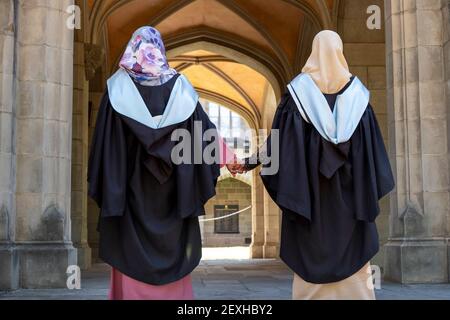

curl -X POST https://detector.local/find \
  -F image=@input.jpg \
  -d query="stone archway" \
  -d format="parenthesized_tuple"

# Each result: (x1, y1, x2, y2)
(79, 0, 450, 283)
(82, 0, 321, 263)
(9, 0, 450, 291)
(80, 0, 411, 276)
(77, 0, 395, 279)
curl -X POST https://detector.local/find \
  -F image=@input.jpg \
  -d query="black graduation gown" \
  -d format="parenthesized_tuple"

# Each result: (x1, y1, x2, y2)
(88, 74, 221, 286)
(250, 79, 395, 284)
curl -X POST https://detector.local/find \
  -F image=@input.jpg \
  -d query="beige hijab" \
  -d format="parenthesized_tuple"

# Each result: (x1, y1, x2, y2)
(302, 30, 352, 94)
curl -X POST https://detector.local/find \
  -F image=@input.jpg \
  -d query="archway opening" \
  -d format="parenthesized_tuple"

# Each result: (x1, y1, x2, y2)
(199, 100, 253, 260)
(166, 45, 280, 260)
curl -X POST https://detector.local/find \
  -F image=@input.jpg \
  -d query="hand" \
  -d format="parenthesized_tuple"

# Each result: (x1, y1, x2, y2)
(226, 157, 246, 176)
(227, 163, 246, 176)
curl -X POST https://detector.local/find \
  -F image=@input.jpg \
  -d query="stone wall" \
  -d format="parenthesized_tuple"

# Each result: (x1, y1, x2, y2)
(0, 0, 77, 290)
(0, 0, 18, 290)
(202, 178, 252, 247)
(14, 0, 76, 288)
(384, 0, 450, 283)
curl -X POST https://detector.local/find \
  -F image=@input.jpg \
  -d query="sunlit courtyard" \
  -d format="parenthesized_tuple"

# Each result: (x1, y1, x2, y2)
(202, 247, 251, 261)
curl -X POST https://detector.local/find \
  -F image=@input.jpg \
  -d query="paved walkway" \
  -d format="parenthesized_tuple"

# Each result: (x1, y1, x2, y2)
(1, 259, 450, 300)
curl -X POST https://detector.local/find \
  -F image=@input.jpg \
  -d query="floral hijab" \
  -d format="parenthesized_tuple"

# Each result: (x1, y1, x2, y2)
(119, 27, 177, 86)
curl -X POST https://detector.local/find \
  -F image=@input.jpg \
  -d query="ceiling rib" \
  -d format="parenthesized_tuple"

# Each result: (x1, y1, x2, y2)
(195, 88, 260, 130)
(202, 63, 261, 121)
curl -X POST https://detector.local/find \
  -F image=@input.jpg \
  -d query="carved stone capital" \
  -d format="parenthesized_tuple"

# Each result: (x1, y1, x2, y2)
(84, 43, 105, 80)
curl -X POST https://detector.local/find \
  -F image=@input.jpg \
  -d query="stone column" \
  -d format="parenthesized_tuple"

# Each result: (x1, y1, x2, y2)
(83, 38, 106, 262)
(0, 0, 18, 291)
(71, 39, 91, 270)
(87, 92, 101, 262)
(384, 0, 450, 283)
(444, 0, 450, 282)
(70, 0, 91, 270)
(250, 172, 264, 258)
(263, 190, 280, 258)
(14, 0, 76, 288)
(259, 81, 280, 258)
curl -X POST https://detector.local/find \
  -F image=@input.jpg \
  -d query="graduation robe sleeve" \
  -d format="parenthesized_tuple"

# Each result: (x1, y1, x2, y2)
(88, 93, 128, 218)
(173, 105, 222, 219)
(352, 105, 395, 222)
(259, 94, 312, 221)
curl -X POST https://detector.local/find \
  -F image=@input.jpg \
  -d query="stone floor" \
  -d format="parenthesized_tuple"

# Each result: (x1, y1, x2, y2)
(1, 258, 450, 300)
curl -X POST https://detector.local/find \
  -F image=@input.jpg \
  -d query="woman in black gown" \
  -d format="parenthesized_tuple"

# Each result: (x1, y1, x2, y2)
(88, 27, 235, 300)
(234, 30, 395, 300)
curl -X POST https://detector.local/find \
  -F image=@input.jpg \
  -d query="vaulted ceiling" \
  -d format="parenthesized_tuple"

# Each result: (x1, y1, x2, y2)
(87, 0, 338, 126)
(170, 49, 269, 125)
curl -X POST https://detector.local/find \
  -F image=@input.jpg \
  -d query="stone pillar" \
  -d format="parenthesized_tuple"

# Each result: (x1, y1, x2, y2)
(263, 190, 280, 258)
(250, 171, 264, 258)
(444, 0, 450, 281)
(0, 0, 18, 291)
(85, 42, 105, 262)
(14, 0, 76, 288)
(87, 89, 102, 262)
(70, 0, 91, 270)
(259, 82, 281, 258)
(384, 0, 450, 283)
(71, 39, 91, 270)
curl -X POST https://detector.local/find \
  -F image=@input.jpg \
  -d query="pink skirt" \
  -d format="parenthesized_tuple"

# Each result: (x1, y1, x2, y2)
(109, 268, 194, 300)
